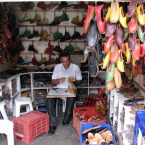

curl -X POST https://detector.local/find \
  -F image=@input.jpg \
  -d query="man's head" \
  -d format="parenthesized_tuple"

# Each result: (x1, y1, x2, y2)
(60, 52, 70, 69)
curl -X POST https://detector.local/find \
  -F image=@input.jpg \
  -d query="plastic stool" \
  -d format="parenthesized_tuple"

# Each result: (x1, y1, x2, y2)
(14, 97, 33, 117)
(0, 101, 8, 120)
(56, 98, 66, 117)
(0, 120, 14, 145)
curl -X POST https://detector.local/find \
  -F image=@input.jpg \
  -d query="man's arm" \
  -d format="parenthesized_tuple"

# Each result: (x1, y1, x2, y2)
(52, 78, 65, 85)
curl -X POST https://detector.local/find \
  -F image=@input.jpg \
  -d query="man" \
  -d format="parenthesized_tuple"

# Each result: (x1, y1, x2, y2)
(47, 52, 82, 134)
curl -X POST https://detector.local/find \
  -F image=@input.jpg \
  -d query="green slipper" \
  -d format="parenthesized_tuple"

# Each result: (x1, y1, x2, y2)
(57, 12, 69, 22)
(53, 31, 63, 41)
(20, 29, 32, 38)
(106, 63, 115, 82)
(19, 13, 32, 22)
(137, 25, 145, 43)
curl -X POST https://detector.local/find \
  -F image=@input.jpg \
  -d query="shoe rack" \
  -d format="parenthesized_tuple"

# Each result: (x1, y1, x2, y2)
(15, 2, 87, 68)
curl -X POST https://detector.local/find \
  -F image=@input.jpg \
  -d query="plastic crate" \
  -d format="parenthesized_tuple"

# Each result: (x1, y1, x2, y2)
(13, 111, 49, 144)
(73, 107, 107, 136)
(133, 110, 145, 145)
(80, 123, 117, 145)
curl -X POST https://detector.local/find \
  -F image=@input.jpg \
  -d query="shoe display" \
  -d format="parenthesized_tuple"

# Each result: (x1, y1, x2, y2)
(114, 67, 122, 89)
(117, 50, 125, 72)
(53, 31, 63, 41)
(125, 42, 131, 64)
(95, 5, 106, 34)
(105, 7, 111, 23)
(127, 0, 137, 17)
(106, 63, 115, 82)
(87, 19, 98, 48)
(101, 51, 110, 70)
(137, 25, 145, 43)
(115, 23, 124, 46)
(56, 12, 69, 22)
(136, 4, 145, 26)
(105, 22, 117, 37)
(28, 44, 38, 53)
(140, 41, 145, 57)
(109, 0, 120, 23)
(132, 39, 140, 60)
(60, 31, 71, 42)
(128, 13, 138, 33)
(128, 33, 136, 50)
(84, 5, 95, 34)
(28, 30, 40, 39)
(71, 31, 81, 40)
(30, 12, 41, 24)
(55, 1, 68, 10)
(119, 6, 127, 29)
(37, 2, 47, 11)
(19, 13, 32, 23)
(40, 29, 49, 40)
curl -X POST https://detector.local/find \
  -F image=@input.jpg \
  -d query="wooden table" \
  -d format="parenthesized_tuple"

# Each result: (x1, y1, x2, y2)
(46, 88, 76, 98)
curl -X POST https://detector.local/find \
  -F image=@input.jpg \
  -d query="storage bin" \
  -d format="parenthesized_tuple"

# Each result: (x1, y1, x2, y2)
(133, 110, 145, 145)
(73, 107, 107, 136)
(13, 111, 49, 144)
(80, 123, 117, 145)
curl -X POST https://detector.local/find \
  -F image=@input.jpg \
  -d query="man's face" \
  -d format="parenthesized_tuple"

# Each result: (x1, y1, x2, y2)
(61, 56, 70, 69)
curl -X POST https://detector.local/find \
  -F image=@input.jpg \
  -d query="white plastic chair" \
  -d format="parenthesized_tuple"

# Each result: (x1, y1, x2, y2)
(56, 98, 66, 117)
(0, 120, 14, 145)
(13, 97, 33, 117)
(0, 101, 8, 120)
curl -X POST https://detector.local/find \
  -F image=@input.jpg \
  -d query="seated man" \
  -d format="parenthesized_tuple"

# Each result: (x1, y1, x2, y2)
(47, 52, 82, 134)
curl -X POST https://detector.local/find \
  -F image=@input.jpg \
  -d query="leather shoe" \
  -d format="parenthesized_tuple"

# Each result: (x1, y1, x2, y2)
(62, 121, 69, 126)
(49, 126, 57, 134)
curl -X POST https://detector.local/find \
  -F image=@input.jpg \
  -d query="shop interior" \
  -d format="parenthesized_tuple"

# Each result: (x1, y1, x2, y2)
(0, 0, 145, 145)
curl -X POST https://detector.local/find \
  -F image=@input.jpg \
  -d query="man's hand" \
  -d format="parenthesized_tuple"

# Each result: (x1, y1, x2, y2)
(59, 78, 66, 83)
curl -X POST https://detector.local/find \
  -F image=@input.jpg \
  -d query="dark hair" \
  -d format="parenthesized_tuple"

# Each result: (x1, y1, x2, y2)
(59, 51, 70, 59)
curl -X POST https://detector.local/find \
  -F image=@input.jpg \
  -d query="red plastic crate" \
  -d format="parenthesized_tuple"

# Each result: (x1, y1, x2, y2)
(13, 111, 49, 144)
(73, 107, 107, 136)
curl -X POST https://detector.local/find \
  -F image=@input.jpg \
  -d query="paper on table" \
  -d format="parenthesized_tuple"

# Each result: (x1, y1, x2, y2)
(48, 88, 75, 96)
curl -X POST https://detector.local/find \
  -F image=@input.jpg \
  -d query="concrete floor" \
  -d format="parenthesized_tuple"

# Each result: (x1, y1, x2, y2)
(0, 113, 80, 145)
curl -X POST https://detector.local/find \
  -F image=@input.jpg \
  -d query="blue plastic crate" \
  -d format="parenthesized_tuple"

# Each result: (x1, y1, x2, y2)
(133, 110, 145, 145)
(80, 123, 117, 145)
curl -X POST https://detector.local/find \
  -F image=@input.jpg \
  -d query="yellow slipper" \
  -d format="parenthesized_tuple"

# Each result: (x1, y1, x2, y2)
(136, 4, 145, 26)
(110, 0, 120, 23)
(119, 6, 127, 28)
(117, 50, 125, 72)
(125, 42, 131, 64)
(114, 67, 122, 89)
(101, 51, 110, 70)
(105, 7, 111, 22)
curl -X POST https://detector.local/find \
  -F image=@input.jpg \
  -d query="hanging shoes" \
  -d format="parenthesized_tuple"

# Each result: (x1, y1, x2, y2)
(103, 35, 114, 54)
(37, 2, 47, 11)
(132, 39, 140, 61)
(124, 42, 131, 64)
(53, 31, 63, 41)
(127, 0, 137, 17)
(30, 13, 41, 24)
(84, 5, 95, 34)
(105, 23, 117, 37)
(117, 50, 125, 72)
(95, 40, 103, 66)
(71, 31, 81, 40)
(128, 13, 138, 33)
(106, 63, 115, 82)
(110, 41, 119, 63)
(20, 29, 32, 38)
(60, 31, 71, 42)
(128, 33, 136, 50)
(40, 29, 49, 41)
(28, 31, 40, 39)
(105, 7, 111, 23)
(136, 4, 145, 26)
(87, 19, 98, 49)
(82, 47, 89, 63)
(95, 5, 106, 34)
(101, 51, 110, 70)
(88, 50, 99, 77)
(119, 6, 127, 29)
(115, 23, 124, 46)
(114, 67, 122, 89)
(109, 0, 120, 23)
(137, 25, 145, 43)
(140, 41, 145, 57)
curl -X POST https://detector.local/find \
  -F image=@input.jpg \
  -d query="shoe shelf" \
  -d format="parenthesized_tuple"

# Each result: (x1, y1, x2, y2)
(16, 8, 87, 13)
(20, 39, 86, 43)
(18, 24, 83, 27)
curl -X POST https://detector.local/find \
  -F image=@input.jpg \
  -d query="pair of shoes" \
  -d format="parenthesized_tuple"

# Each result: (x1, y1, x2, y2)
(62, 121, 69, 126)
(49, 126, 57, 135)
